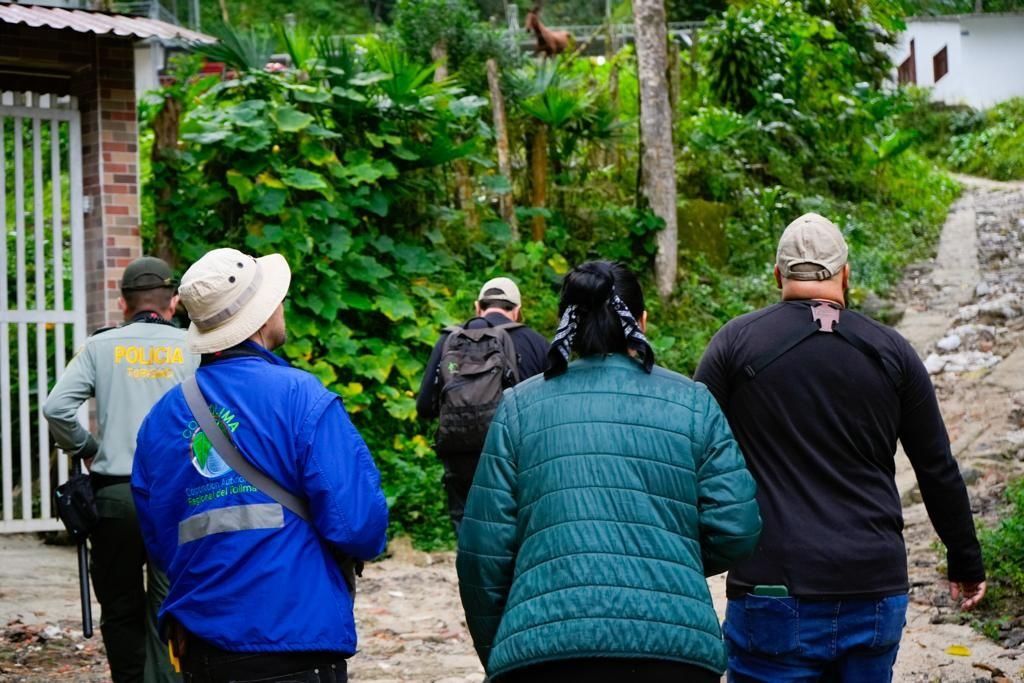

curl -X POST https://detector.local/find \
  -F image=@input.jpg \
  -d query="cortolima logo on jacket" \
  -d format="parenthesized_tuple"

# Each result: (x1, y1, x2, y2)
(183, 405, 241, 479)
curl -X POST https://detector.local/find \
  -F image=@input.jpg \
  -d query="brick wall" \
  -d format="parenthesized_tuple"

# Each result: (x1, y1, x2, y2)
(0, 26, 142, 332)
(79, 39, 143, 332)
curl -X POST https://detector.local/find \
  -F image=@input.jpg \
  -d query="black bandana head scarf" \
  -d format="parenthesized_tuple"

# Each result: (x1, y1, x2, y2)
(545, 292, 655, 379)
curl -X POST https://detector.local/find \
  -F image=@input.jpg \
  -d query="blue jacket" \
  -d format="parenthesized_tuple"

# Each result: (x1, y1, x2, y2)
(132, 343, 388, 654)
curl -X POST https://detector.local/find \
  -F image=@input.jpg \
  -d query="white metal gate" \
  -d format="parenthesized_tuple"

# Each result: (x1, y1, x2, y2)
(1, 91, 87, 533)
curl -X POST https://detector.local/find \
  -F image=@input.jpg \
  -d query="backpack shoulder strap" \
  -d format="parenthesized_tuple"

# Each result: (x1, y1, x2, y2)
(491, 323, 523, 384)
(181, 377, 311, 522)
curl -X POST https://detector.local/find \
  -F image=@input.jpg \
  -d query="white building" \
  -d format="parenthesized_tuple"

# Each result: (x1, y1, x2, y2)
(890, 12, 1024, 110)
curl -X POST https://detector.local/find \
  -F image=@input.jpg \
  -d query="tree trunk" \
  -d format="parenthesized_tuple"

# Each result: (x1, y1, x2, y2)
(433, 42, 475, 228)
(690, 27, 699, 89)
(529, 125, 548, 242)
(454, 157, 479, 232)
(667, 38, 681, 111)
(218, 0, 230, 23)
(608, 63, 620, 171)
(487, 59, 518, 237)
(151, 95, 182, 269)
(633, 0, 679, 298)
(431, 42, 449, 82)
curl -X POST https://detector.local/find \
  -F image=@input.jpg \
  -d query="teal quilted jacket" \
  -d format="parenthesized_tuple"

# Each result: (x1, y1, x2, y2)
(456, 354, 761, 677)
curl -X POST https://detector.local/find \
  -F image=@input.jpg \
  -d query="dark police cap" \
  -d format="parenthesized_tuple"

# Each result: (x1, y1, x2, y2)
(121, 256, 178, 292)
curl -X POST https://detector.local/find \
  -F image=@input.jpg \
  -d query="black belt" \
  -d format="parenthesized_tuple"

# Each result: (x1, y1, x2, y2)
(172, 621, 349, 683)
(89, 473, 131, 491)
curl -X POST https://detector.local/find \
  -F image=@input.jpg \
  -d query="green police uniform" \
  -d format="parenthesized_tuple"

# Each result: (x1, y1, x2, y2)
(44, 259, 198, 683)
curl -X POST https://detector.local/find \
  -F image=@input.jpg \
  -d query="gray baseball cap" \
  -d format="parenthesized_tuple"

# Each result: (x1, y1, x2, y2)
(776, 213, 848, 281)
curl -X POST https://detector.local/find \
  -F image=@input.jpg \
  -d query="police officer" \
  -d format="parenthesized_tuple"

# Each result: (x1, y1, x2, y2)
(44, 256, 198, 683)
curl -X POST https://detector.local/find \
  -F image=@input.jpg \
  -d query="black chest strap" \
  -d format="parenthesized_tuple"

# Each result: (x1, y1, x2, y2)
(733, 303, 900, 390)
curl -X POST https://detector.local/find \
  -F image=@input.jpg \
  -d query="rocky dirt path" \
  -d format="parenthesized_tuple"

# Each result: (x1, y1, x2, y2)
(887, 176, 1024, 683)
(3, 177, 1024, 682)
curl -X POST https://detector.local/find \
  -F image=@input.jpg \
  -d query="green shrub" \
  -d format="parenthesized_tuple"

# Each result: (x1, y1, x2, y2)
(143, 7, 960, 548)
(150, 36, 500, 548)
(392, 0, 520, 92)
(947, 98, 1024, 181)
(977, 479, 1024, 622)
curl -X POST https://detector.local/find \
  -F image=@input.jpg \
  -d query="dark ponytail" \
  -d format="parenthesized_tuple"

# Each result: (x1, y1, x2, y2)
(545, 261, 653, 378)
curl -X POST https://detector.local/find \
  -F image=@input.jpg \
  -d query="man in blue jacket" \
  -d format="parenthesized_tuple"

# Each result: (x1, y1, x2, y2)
(132, 248, 388, 683)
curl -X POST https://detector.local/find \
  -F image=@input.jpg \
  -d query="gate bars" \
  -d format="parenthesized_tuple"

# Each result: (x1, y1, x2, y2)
(0, 91, 86, 533)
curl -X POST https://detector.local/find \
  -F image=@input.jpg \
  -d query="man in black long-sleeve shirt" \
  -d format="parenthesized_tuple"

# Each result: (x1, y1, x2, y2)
(695, 213, 985, 682)
(418, 277, 548, 533)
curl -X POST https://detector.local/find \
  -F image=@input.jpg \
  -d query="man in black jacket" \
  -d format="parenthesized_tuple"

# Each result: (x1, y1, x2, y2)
(695, 213, 985, 682)
(418, 277, 548, 533)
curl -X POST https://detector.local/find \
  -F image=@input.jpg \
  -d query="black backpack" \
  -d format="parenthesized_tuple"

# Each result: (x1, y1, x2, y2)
(435, 318, 523, 455)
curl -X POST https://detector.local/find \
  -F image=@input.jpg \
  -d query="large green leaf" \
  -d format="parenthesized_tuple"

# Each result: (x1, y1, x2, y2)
(376, 294, 416, 321)
(272, 106, 315, 132)
(384, 395, 417, 421)
(281, 168, 328, 191)
(252, 186, 288, 215)
(349, 70, 390, 86)
(299, 138, 337, 166)
(185, 129, 230, 144)
(449, 95, 488, 119)
(330, 86, 368, 102)
(226, 170, 254, 203)
(326, 225, 353, 259)
(346, 254, 392, 283)
(356, 353, 395, 383)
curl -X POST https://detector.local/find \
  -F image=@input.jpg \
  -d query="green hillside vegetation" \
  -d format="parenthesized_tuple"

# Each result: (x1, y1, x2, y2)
(187, 0, 732, 33)
(904, 93, 1024, 181)
(142, 0, 958, 548)
(946, 99, 1024, 181)
(977, 479, 1024, 638)
(183, 0, 1024, 37)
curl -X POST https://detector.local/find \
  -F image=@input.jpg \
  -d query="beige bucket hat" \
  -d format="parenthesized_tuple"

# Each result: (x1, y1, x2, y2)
(178, 248, 291, 354)
(776, 213, 849, 281)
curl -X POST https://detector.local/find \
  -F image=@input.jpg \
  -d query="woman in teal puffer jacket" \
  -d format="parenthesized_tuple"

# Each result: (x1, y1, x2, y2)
(457, 260, 762, 682)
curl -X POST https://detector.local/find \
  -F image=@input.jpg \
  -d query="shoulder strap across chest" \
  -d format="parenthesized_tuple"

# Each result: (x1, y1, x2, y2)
(733, 303, 900, 389)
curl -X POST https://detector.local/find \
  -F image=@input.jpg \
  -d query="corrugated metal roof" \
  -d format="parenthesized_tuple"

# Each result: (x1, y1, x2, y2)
(905, 10, 1024, 21)
(0, 3, 215, 43)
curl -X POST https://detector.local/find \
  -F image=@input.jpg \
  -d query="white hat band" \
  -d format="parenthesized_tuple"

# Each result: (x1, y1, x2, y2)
(191, 265, 264, 332)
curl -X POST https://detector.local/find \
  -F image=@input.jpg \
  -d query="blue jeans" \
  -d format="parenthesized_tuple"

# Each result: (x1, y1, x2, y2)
(724, 593, 909, 682)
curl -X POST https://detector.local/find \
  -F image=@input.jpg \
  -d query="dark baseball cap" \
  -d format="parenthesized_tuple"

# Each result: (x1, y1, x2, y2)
(121, 256, 178, 292)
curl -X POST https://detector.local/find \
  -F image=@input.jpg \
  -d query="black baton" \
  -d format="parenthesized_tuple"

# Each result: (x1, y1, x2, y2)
(72, 458, 94, 639)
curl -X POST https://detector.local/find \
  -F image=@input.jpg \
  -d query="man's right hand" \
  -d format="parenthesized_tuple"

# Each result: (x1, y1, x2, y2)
(950, 580, 986, 610)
